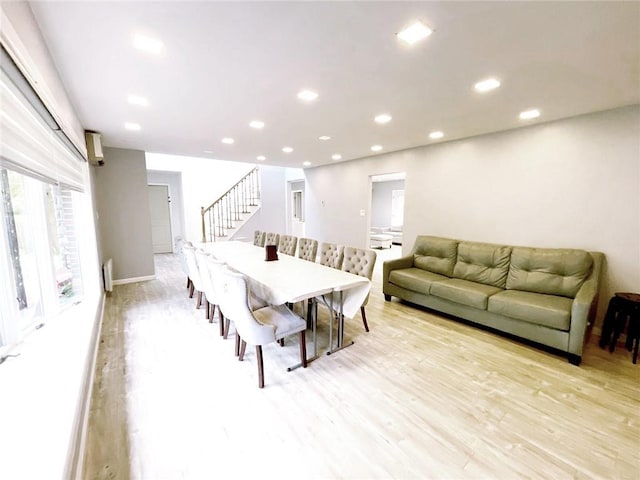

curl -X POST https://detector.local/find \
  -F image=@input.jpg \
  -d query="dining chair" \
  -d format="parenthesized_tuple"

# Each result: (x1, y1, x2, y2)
(340, 247, 377, 332)
(264, 232, 280, 248)
(217, 266, 307, 388)
(183, 244, 204, 309)
(253, 230, 265, 247)
(196, 251, 227, 336)
(278, 235, 298, 255)
(297, 238, 318, 262)
(319, 242, 344, 269)
(209, 260, 269, 356)
(176, 238, 193, 290)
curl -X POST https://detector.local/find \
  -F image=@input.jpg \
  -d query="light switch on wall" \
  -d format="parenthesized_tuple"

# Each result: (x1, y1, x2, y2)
(359, 209, 365, 217)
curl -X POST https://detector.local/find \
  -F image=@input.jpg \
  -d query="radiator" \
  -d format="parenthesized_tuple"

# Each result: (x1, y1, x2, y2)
(103, 258, 113, 293)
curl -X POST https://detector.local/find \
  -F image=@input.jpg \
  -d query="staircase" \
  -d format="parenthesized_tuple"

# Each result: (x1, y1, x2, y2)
(201, 167, 260, 242)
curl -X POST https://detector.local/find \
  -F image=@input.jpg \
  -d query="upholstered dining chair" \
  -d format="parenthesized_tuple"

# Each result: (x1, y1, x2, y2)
(297, 238, 318, 262)
(253, 230, 265, 247)
(319, 242, 344, 269)
(217, 266, 307, 388)
(340, 247, 377, 332)
(183, 244, 204, 309)
(278, 235, 298, 255)
(264, 232, 280, 248)
(177, 238, 193, 291)
(195, 251, 227, 336)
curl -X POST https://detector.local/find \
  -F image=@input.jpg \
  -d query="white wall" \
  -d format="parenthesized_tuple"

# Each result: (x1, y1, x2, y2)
(145, 153, 255, 243)
(305, 105, 640, 326)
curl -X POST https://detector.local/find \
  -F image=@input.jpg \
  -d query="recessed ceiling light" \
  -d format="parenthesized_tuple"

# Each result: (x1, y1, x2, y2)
(519, 109, 541, 120)
(127, 94, 148, 106)
(256, 155, 266, 161)
(133, 34, 163, 55)
(371, 145, 383, 152)
(303, 161, 312, 167)
(429, 131, 444, 139)
(221, 137, 235, 144)
(474, 78, 501, 93)
(397, 21, 433, 45)
(297, 90, 318, 101)
(332, 154, 342, 161)
(124, 122, 141, 131)
(282, 146, 293, 153)
(374, 114, 392, 124)
(249, 120, 265, 129)
(319, 135, 331, 141)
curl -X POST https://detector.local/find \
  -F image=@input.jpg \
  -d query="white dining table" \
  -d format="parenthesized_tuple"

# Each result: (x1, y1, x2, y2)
(202, 241, 371, 363)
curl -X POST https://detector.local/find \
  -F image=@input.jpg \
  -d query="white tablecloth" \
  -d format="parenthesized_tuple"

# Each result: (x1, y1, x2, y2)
(203, 241, 370, 318)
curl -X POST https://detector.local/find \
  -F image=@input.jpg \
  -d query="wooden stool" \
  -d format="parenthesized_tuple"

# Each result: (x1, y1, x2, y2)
(599, 292, 640, 364)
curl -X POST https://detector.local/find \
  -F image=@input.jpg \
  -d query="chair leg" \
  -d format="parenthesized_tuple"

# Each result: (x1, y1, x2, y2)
(205, 299, 211, 320)
(186, 276, 191, 289)
(361, 306, 370, 332)
(223, 318, 230, 339)
(256, 345, 264, 388)
(299, 331, 307, 368)
(239, 340, 246, 360)
(196, 291, 202, 309)
(189, 282, 194, 298)
(279, 338, 284, 347)
(217, 308, 225, 336)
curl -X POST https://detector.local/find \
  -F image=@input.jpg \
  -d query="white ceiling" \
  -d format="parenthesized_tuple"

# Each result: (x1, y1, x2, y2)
(30, 1, 640, 169)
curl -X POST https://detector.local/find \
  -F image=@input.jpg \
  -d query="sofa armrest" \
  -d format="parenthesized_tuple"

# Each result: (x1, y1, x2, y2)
(568, 252, 605, 359)
(383, 255, 414, 287)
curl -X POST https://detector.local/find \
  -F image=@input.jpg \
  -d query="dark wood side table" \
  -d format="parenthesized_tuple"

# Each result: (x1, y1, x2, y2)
(599, 292, 640, 364)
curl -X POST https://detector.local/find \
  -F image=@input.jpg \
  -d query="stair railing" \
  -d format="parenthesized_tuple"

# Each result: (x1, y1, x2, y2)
(201, 167, 260, 242)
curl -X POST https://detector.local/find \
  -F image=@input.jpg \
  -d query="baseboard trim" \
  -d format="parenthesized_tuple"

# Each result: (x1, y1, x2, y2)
(112, 274, 155, 285)
(65, 293, 105, 480)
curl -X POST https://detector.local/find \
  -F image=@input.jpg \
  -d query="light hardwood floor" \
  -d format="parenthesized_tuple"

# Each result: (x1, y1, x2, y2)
(83, 251, 639, 479)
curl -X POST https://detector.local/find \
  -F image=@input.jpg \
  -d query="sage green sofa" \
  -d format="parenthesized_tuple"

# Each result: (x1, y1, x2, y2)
(383, 236, 604, 365)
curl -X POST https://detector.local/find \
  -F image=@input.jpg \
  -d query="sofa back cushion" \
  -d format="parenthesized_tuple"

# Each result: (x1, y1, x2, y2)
(412, 236, 458, 276)
(453, 241, 512, 288)
(506, 247, 593, 298)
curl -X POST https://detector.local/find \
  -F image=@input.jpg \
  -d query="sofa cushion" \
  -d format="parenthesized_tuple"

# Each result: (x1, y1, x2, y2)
(412, 236, 458, 276)
(453, 241, 512, 288)
(430, 278, 503, 310)
(388, 268, 449, 296)
(488, 290, 573, 331)
(506, 247, 593, 298)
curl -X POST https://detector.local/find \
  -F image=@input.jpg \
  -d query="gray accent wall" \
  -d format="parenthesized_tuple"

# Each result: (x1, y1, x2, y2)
(94, 147, 155, 281)
(305, 105, 640, 327)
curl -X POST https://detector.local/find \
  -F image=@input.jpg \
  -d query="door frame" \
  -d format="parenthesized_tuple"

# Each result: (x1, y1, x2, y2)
(148, 183, 174, 253)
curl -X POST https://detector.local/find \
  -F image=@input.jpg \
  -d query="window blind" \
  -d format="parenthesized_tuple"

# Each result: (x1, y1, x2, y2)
(0, 59, 85, 191)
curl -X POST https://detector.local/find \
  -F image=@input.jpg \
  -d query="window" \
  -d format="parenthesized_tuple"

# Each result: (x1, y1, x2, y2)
(0, 169, 85, 342)
(391, 189, 404, 227)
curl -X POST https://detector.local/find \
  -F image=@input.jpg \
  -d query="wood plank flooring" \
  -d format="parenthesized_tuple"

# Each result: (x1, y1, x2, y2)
(83, 250, 640, 479)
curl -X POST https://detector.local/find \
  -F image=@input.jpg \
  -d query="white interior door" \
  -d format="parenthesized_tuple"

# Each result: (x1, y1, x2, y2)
(148, 185, 173, 253)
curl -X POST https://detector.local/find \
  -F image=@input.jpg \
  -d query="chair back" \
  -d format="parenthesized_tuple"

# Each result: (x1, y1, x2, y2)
(203, 256, 226, 305)
(278, 235, 298, 255)
(298, 238, 318, 262)
(218, 266, 276, 346)
(183, 245, 204, 291)
(341, 247, 376, 306)
(253, 230, 265, 246)
(264, 232, 280, 247)
(341, 247, 376, 280)
(195, 250, 214, 299)
(177, 239, 193, 277)
(319, 242, 344, 269)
